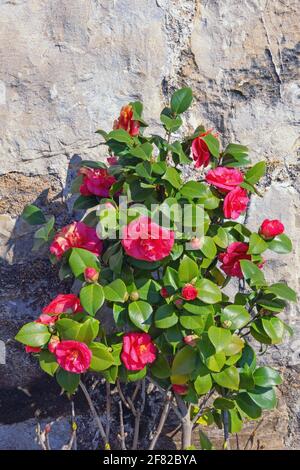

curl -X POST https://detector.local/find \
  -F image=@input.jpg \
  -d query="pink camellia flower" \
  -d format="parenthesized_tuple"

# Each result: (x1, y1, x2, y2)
(190, 237, 203, 250)
(223, 186, 249, 220)
(79, 167, 116, 198)
(113, 104, 140, 137)
(37, 294, 83, 325)
(25, 345, 42, 353)
(55, 340, 92, 374)
(181, 284, 198, 301)
(205, 167, 244, 193)
(183, 335, 198, 347)
(172, 384, 188, 395)
(218, 242, 252, 278)
(121, 333, 157, 371)
(48, 336, 60, 354)
(160, 287, 169, 298)
(50, 221, 103, 259)
(84, 267, 99, 283)
(121, 216, 175, 262)
(259, 219, 285, 240)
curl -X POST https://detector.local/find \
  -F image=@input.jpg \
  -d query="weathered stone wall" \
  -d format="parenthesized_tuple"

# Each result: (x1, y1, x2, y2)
(0, 0, 299, 449)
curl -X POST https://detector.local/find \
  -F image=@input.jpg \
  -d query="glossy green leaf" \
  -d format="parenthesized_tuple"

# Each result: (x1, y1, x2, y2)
(268, 234, 292, 254)
(80, 284, 104, 316)
(196, 279, 222, 304)
(89, 342, 115, 371)
(221, 304, 251, 330)
(212, 366, 240, 390)
(171, 346, 197, 376)
(155, 304, 178, 329)
(170, 87, 193, 114)
(39, 351, 59, 376)
(69, 248, 100, 278)
(253, 367, 282, 387)
(56, 369, 80, 394)
(104, 279, 127, 303)
(22, 204, 46, 225)
(178, 256, 198, 283)
(15, 322, 50, 347)
(128, 301, 153, 332)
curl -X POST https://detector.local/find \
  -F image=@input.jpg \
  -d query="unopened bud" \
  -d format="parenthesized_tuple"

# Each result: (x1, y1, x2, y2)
(183, 335, 198, 347)
(84, 267, 99, 283)
(222, 320, 232, 329)
(160, 287, 169, 298)
(130, 291, 140, 301)
(48, 335, 60, 354)
(190, 237, 203, 250)
(174, 298, 183, 309)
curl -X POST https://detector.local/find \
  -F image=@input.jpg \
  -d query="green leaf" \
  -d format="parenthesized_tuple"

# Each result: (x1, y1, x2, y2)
(196, 279, 222, 304)
(221, 305, 251, 330)
(261, 317, 285, 344)
(253, 367, 282, 387)
(33, 216, 55, 247)
(163, 267, 180, 292)
(178, 256, 198, 283)
(240, 260, 266, 287)
(180, 181, 208, 199)
(56, 369, 80, 394)
(39, 351, 59, 376)
(76, 318, 99, 344)
(248, 387, 277, 410)
(208, 326, 232, 353)
(15, 322, 50, 347)
(73, 195, 98, 211)
(213, 397, 235, 410)
(22, 205, 46, 225)
(162, 167, 182, 189)
(69, 248, 100, 278)
(171, 346, 197, 376)
(250, 320, 272, 345)
(206, 352, 226, 372)
(235, 393, 262, 419)
(56, 319, 82, 340)
(228, 409, 243, 433)
(155, 304, 178, 329)
(107, 129, 133, 145)
(126, 367, 147, 382)
(223, 335, 245, 356)
(89, 342, 115, 371)
(257, 294, 286, 312)
(128, 301, 153, 332)
(266, 283, 297, 302)
(130, 142, 153, 160)
(80, 284, 104, 316)
(104, 279, 127, 303)
(248, 233, 268, 255)
(268, 234, 292, 253)
(245, 162, 266, 185)
(213, 227, 229, 248)
(199, 430, 214, 450)
(179, 313, 208, 330)
(200, 237, 217, 259)
(151, 355, 171, 379)
(201, 133, 220, 158)
(160, 110, 183, 132)
(212, 366, 240, 390)
(170, 87, 193, 114)
(136, 279, 162, 304)
(237, 344, 256, 372)
(194, 373, 212, 395)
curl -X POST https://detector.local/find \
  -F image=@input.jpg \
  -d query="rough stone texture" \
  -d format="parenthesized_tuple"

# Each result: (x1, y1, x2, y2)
(0, 0, 299, 450)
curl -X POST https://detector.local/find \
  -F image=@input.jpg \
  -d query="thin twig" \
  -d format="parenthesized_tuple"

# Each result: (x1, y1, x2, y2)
(79, 380, 108, 448)
(192, 389, 215, 425)
(131, 381, 141, 402)
(222, 410, 230, 450)
(132, 379, 146, 450)
(117, 379, 131, 409)
(118, 401, 127, 450)
(148, 394, 171, 450)
(244, 420, 264, 450)
(105, 382, 111, 446)
(235, 433, 240, 450)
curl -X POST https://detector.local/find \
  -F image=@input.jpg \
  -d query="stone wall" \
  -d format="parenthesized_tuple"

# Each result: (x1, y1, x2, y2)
(0, 0, 299, 449)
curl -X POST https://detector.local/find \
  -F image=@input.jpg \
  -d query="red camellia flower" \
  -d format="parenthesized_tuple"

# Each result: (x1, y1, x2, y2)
(113, 104, 140, 137)
(121, 216, 175, 262)
(121, 332, 157, 371)
(259, 219, 284, 240)
(37, 294, 83, 325)
(107, 155, 118, 166)
(79, 167, 116, 198)
(181, 284, 198, 301)
(218, 242, 252, 278)
(172, 384, 188, 395)
(25, 346, 41, 353)
(55, 340, 92, 374)
(50, 221, 103, 259)
(84, 267, 99, 283)
(192, 130, 214, 168)
(205, 167, 244, 193)
(223, 186, 249, 219)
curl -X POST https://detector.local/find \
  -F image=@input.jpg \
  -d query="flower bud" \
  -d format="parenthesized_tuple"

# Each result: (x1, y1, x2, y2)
(183, 335, 198, 347)
(182, 284, 198, 301)
(130, 291, 140, 301)
(25, 345, 41, 353)
(259, 219, 284, 240)
(222, 320, 232, 329)
(190, 237, 203, 250)
(84, 267, 99, 283)
(172, 384, 188, 395)
(160, 287, 169, 298)
(174, 298, 183, 309)
(48, 335, 60, 354)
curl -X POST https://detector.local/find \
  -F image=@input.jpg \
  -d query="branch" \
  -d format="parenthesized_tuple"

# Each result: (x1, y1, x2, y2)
(131, 379, 146, 450)
(148, 393, 171, 450)
(117, 400, 127, 450)
(79, 380, 108, 448)
(105, 382, 111, 447)
(192, 389, 215, 425)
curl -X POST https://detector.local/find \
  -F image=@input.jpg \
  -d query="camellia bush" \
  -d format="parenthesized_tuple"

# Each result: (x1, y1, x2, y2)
(17, 88, 296, 450)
